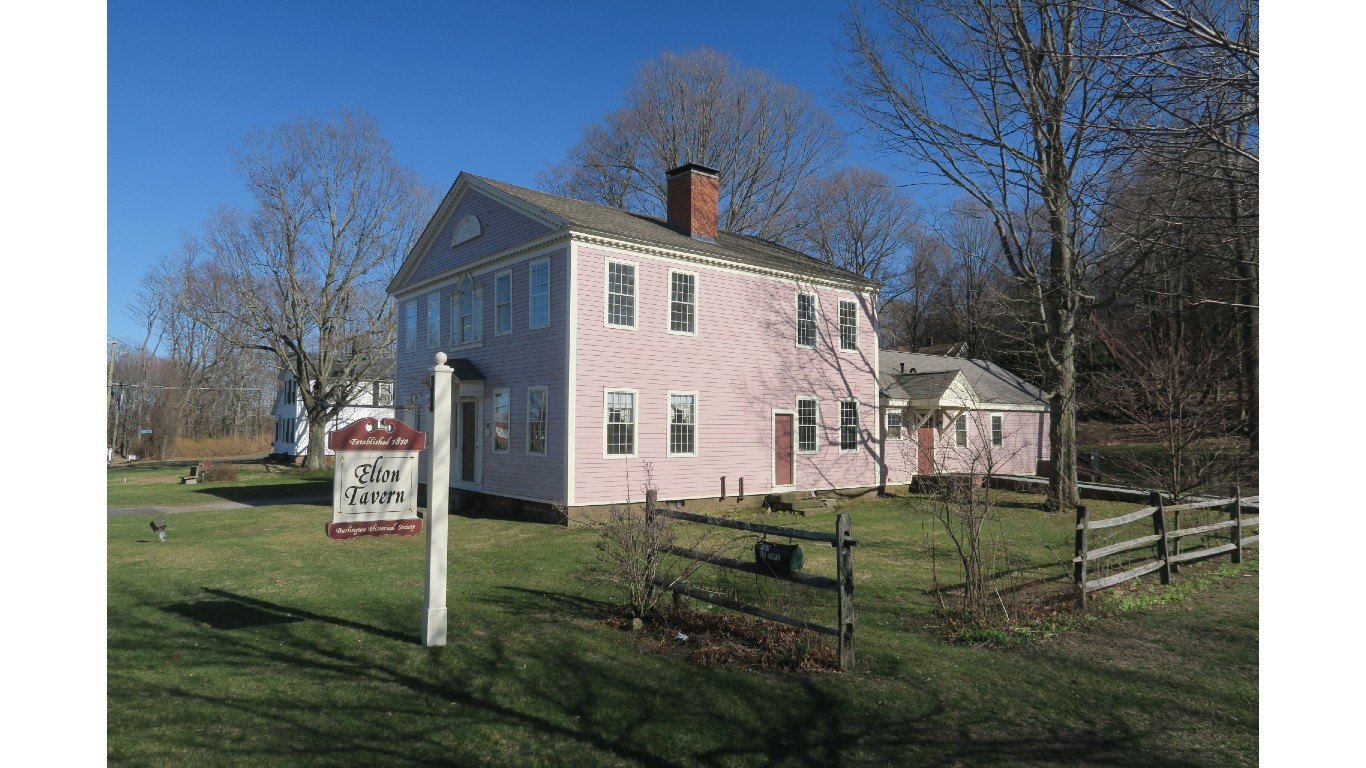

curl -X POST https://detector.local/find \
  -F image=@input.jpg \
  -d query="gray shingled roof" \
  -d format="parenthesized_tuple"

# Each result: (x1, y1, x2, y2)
(471, 175, 875, 287)
(880, 351, 1048, 407)
(881, 370, 963, 402)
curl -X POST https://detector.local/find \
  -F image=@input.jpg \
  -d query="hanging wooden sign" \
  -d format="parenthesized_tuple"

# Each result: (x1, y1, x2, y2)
(325, 417, 427, 540)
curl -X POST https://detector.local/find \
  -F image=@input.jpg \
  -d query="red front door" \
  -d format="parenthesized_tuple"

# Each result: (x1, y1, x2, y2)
(918, 424, 936, 474)
(774, 414, 794, 486)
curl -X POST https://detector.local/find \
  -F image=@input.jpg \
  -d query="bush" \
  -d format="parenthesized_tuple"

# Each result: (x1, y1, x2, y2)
(200, 462, 240, 483)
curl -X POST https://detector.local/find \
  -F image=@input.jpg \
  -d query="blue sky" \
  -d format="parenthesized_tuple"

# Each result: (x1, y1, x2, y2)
(105, 0, 883, 343)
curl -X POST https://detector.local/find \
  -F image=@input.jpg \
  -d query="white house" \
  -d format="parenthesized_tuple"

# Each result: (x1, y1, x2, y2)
(271, 365, 397, 462)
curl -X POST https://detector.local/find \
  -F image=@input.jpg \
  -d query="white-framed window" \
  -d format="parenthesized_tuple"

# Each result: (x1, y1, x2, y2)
(668, 392, 697, 456)
(404, 302, 417, 352)
(797, 397, 818, 454)
(492, 389, 510, 453)
(669, 270, 696, 334)
(606, 260, 636, 329)
(886, 410, 902, 439)
(453, 276, 482, 345)
(427, 293, 442, 348)
(796, 292, 817, 348)
(840, 399, 859, 452)
(955, 413, 969, 447)
(282, 378, 297, 406)
(991, 414, 1004, 447)
(495, 269, 512, 335)
(527, 386, 548, 456)
(839, 299, 858, 351)
(604, 389, 637, 457)
(529, 259, 550, 329)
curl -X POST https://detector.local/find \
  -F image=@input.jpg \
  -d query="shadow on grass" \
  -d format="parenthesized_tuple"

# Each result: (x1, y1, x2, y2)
(190, 588, 413, 643)
(113, 583, 1241, 767)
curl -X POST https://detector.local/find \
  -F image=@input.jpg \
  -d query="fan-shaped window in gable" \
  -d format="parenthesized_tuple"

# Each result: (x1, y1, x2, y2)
(451, 215, 481, 247)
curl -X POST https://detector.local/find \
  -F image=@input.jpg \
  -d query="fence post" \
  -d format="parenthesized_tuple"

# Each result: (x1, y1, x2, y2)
(1074, 504, 1089, 610)
(1150, 491, 1171, 585)
(1230, 483, 1243, 564)
(836, 512, 855, 672)
(645, 488, 658, 606)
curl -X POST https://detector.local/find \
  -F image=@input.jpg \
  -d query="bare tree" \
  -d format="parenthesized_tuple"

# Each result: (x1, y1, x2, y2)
(842, 0, 1135, 510)
(188, 110, 431, 469)
(538, 48, 845, 243)
(785, 166, 922, 308)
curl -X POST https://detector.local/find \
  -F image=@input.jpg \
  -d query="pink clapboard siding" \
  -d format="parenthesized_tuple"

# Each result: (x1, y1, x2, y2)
(396, 235, 570, 504)
(571, 244, 880, 506)
(913, 409, 1048, 476)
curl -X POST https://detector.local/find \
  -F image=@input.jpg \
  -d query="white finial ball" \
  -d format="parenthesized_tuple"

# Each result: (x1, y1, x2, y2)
(435, 352, 448, 366)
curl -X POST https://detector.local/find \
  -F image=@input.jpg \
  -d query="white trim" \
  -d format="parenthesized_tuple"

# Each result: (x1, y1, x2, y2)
(771, 408, 797, 490)
(838, 298, 859, 353)
(795, 396, 819, 455)
(565, 244, 578, 506)
(666, 390, 698, 457)
(991, 413, 1004, 448)
(954, 412, 969, 447)
(666, 268, 698, 336)
(526, 386, 549, 456)
(394, 235, 569, 299)
(885, 409, 905, 440)
(528, 257, 551, 330)
(604, 256, 639, 330)
(795, 290, 818, 349)
(493, 268, 513, 336)
(839, 398, 861, 453)
(602, 387, 639, 459)
(569, 231, 877, 293)
(491, 388, 511, 453)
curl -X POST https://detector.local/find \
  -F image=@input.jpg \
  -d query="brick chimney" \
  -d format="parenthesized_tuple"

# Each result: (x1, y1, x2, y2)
(665, 163, 719, 243)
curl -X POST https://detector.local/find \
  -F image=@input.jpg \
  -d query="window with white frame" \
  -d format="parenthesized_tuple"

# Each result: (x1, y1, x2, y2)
(797, 398, 818, 453)
(404, 303, 417, 352)
(527, 387, 547, 455)
(991, 414, 1003, 447)
(668, 393, 696, 456)
(839, 300, 858, 351)
(886, 410, 902, 439)
(492, 389, 510, 453)
(453, 276, 482, 344)
(607, 261, 636, 328)
(529, 259, 550, 328)
(840, 399, 859, 451)
(955, 414, 968, 447)
(797, 293, 817, 347)
(427, 293, 441, 348)
(605, 390, 636, 456)
(495, 270, 512, 335)
(669, 271, 696, 334)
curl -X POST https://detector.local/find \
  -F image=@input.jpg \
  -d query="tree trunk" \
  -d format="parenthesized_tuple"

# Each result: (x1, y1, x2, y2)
(305, 417, 328, 471)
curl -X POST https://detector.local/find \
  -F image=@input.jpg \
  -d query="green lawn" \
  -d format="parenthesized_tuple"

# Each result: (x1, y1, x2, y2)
(108, 486, 1257, 767)
(107, 462, 332, 507)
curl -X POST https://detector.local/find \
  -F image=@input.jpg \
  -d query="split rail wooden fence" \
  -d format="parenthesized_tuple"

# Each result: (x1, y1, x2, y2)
(1074, 486, 1260, 608)
(644, 489, 859, 671)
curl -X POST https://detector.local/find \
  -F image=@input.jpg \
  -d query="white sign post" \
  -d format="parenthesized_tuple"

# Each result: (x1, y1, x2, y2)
(422, 352, 453, 646)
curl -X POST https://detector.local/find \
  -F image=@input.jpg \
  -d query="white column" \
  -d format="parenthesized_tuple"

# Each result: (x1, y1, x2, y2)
(422, 352, 453, 646)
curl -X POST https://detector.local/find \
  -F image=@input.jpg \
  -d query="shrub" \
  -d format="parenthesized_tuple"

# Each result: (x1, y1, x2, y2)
(200, 462, 240, 483)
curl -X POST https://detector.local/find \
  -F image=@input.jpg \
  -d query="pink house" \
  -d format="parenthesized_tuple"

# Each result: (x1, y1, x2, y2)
(387, 164, 883, 518)
(879, 351, 1051, 486)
